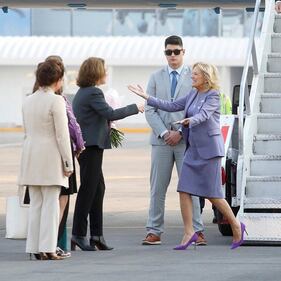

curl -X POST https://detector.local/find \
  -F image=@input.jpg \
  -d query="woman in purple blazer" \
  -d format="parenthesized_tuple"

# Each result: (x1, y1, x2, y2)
(129, 62, 246, 250)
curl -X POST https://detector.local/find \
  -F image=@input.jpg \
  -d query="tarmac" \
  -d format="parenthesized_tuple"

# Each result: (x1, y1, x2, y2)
(0, 132, 281, 281)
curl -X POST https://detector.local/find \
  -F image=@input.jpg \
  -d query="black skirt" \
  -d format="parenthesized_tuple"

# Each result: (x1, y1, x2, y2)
(60, 143, 77, 195)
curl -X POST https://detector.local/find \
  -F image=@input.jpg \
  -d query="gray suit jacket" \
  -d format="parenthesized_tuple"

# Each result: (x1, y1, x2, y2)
(72, 86, 138, 149)
(145, 65, 192, 145)
(147, 89, 224, 160)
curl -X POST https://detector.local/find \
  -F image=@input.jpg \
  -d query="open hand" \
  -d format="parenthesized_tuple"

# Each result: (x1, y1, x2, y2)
(128, 85, 149, 100)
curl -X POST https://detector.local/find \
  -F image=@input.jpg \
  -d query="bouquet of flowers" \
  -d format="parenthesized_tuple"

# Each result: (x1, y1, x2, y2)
(110, 127, 125, 148)
(104, 88, 124, 148)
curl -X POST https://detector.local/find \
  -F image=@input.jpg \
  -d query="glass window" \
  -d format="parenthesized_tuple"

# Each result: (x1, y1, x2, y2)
(73, 10, 112, 36)
(0, 8, 30, 36)
(113, 10, 155, 36)
(31, 9, 71, 36)
(0, 8, 264, 38)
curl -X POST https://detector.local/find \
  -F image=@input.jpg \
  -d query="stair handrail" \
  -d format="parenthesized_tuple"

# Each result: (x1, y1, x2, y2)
(238, 0, 261, 156)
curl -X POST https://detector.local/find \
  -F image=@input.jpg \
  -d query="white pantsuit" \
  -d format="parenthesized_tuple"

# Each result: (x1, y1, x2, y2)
(19, 88, 73, 254)
(26, 186, 61, 253)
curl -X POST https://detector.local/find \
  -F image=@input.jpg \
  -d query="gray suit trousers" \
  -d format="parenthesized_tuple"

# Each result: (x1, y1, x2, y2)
(146, 143, 204, 236)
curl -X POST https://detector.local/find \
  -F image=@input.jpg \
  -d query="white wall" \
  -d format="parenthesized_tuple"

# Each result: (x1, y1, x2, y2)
(0, 66, 34, 126)
(219, 66, 232, 98)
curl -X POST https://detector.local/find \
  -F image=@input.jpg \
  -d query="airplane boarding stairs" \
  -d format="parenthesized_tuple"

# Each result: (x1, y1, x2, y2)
(238, 5, 281, 242)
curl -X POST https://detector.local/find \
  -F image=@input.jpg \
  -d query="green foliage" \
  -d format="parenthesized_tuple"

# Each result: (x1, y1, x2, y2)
(110, 128, 124, 148)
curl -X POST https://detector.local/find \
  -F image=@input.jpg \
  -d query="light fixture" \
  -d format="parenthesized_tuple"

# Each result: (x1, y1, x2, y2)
(2, 6, 8, 13)
(214, 7, 220, 14)
(67, 3, 87, 8)
(159, 3, 177, 9)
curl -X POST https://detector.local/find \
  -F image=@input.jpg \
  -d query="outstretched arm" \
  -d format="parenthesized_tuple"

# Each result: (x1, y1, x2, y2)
(174, 91, 220, 128)
(189, 91, 220, 128)
(128, 84, 187, 112)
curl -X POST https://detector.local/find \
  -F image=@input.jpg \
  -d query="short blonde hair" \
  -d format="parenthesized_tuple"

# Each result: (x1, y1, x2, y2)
(192, 62, 220, 91)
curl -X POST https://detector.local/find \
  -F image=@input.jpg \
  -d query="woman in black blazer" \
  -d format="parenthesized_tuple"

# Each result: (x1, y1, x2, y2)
(276, 1, 281, 13)
(71, 57, 144, 251)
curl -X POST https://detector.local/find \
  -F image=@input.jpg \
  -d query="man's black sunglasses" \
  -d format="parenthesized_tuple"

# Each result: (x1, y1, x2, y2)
(164, 49, 183, 56)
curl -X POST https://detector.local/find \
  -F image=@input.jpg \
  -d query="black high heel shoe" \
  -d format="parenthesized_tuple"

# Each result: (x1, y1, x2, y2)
(90, 236, 113, 251)
(71, 235, 96, 251)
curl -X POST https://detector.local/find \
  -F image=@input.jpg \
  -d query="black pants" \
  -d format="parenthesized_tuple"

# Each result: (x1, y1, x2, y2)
(72, 146, 105, 237)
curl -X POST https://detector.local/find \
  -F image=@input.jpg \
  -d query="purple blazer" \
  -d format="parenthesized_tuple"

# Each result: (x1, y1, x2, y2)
(63, 96, 85, 152)
(147, 88, 224, 160)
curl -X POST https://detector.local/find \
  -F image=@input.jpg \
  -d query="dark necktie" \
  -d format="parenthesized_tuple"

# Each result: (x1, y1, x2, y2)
(171, 71, 178, 100)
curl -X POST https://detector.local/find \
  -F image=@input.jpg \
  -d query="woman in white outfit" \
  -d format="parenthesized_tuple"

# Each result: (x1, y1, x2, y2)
(19, 60, 73, 260)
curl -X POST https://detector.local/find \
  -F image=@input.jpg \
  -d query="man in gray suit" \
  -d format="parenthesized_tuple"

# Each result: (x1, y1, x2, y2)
(143, 35, 206, 246)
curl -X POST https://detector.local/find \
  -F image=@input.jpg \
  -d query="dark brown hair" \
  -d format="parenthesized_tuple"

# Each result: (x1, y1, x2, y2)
(76, 57, 106, 88)
(165, 35, 183, 48)
(36, 60, 64, 87)
(33, 56, 65, 93)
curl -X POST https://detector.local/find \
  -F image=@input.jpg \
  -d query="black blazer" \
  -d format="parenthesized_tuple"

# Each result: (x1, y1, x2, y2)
(72, 86, 138, 149)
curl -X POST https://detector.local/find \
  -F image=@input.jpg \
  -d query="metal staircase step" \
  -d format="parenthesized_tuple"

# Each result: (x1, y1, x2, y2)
(257, 113, 281, 134)
(274, 14, 281, 33)
(246, 176, 281, 198)
(250, 155, 281, 176)
(261, 93, 281, 98)
(238, 213, 281, 241)
(253, 134, 281, 155)
(264, 73, 281, 92)
(254, 134, 281, 141)
(268, 53, 281, 72)
(272, 33, 281, 53)
(247, 175, 281, 181)
(260, 93, 281, 113)
(244, 197, 281, 209)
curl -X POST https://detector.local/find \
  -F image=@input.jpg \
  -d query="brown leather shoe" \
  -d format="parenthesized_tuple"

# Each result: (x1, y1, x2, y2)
(142, 233, 161, 245)
(196, 232, 207, 246)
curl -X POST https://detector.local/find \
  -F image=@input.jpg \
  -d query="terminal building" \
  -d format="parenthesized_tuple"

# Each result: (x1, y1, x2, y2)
(0, 8, 262, 127)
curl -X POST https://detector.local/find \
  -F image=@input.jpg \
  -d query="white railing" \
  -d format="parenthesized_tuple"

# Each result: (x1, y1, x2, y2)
(238, 0, 261, 155)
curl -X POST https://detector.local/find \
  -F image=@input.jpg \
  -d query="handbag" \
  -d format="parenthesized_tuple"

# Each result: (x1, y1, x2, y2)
(5, 186, 29, 239)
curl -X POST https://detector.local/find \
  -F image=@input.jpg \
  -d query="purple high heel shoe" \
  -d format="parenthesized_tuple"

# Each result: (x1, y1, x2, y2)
(230, 222, 248, 250)
(173, 232, 198, 250)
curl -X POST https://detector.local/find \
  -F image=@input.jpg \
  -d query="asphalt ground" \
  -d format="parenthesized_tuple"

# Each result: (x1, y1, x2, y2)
(0, 132, 280, 281)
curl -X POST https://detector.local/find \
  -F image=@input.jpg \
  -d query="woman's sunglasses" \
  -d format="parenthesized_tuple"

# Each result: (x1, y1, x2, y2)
(164, 49, 183, 56)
